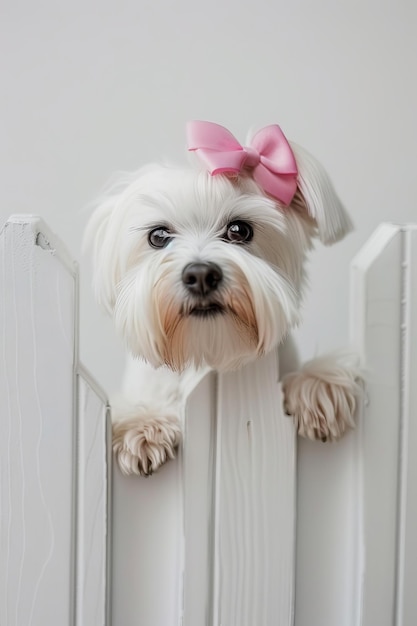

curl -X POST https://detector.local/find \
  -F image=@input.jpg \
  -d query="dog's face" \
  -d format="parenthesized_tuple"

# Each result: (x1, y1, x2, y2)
(86, 145, 352, 370)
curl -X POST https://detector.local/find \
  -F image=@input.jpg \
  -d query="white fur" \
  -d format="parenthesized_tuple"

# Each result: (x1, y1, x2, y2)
(282, 353, 362, 441)
(86, 144, 358, 475)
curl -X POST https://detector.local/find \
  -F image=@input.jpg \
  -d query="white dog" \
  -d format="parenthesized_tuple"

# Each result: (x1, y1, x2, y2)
(86, 121, 360, 476)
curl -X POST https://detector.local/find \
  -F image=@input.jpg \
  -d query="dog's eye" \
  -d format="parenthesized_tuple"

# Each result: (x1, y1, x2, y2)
(224, 221, 253, 243)
(148, 227, 172, 249)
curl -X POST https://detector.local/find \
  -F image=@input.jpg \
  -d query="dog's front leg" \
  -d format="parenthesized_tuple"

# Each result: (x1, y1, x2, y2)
(111, 355, 208, 476)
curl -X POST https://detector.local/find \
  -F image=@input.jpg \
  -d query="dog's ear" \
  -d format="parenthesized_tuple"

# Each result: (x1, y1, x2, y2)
(290, 144, 353, 244)
(83, 192, 122, 313)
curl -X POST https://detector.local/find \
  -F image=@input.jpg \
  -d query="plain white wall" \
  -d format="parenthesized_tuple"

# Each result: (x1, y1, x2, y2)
(1, 1, 416, 625)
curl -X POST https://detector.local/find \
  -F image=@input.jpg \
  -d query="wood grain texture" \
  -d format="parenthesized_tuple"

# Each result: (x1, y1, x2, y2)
(0, 216, 110, 626)
(0, 216, 77, 626)
(215, 351, 296, 626)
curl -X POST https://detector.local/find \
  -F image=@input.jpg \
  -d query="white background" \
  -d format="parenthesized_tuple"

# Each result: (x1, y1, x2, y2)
(1, 2, 416, 624)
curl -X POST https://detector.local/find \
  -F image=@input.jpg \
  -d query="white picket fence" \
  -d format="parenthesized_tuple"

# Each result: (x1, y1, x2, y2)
(0, 216, 416, 626)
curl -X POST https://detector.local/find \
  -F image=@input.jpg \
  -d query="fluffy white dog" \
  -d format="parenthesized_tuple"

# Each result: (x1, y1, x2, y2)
(86, 122, 360, 476)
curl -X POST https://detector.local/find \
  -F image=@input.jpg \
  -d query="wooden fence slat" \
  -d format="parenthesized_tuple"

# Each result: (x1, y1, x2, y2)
(111, 435, 184, 626)
(76, 368, 111, 626)
(182, 372, 217, 625)
(0, 216, 109, 626)
(216, 351, 296, 626)
(351, 224, 417, 626)
(0, 216, 77, 626)
(352, 224, 402, 626)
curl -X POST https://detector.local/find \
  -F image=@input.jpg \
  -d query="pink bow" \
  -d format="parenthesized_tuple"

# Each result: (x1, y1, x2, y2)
(186, 121, 298, 206)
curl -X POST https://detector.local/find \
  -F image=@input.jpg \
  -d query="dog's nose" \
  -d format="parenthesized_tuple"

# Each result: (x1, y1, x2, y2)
(182, 262, 223, 296)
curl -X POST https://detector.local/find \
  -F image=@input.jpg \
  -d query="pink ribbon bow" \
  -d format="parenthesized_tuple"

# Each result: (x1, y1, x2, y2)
(186, 121, 298, 206)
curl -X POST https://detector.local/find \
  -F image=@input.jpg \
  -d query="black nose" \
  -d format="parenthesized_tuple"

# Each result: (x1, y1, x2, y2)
(182, 262, 223, 296)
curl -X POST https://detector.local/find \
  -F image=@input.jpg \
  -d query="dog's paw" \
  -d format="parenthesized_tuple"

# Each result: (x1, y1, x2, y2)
(112, 413, 182, 476)
(282, 354, 361, 442)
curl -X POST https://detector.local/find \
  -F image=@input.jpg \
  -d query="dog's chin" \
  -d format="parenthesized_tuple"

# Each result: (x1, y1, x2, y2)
(158, 308, 259, 372)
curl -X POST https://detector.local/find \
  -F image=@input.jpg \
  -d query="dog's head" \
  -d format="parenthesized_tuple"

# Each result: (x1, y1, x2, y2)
(85, 125, 352, 370)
